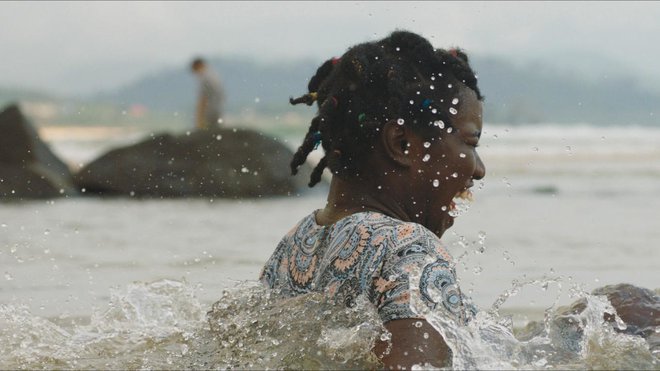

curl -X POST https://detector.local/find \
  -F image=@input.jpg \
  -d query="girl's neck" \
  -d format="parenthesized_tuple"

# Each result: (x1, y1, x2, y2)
(315, 176, 411, 226)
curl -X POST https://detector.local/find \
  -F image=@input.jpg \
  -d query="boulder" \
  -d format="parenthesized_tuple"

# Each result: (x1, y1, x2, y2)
(74, 127, 314, 198)
(516, 283, 659, 355)
(592, 283, 659, 338)
(0, 104, 76, 200)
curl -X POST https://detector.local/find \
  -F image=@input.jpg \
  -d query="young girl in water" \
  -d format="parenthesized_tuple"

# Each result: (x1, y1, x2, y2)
(260, 30, 485, 369)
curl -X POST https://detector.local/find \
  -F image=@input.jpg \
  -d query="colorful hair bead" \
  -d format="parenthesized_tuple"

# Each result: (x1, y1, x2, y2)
(358, 113, 367, 122)
(422, 99, 433, 108)
(352, 59, 363, 74)
(312, 131, 322, 149)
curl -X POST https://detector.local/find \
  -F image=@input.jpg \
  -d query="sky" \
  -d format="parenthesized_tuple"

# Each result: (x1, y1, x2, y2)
(2, 1, 660, 96)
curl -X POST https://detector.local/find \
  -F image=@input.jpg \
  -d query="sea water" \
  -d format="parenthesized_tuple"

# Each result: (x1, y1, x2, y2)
(1, 124, 659, 369)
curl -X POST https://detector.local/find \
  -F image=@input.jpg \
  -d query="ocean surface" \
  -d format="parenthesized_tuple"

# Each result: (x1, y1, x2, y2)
(1, 123, 659, 369)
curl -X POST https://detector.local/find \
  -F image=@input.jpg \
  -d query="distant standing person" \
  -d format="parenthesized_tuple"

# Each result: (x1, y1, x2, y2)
(190, 57, 225, 130)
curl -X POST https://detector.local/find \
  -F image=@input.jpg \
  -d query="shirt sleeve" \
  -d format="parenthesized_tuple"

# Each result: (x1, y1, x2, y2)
(372, 223, 470, 324)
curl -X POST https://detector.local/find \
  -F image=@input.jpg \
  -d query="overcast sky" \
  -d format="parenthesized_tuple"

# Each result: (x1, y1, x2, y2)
(2, 1, 659, 96)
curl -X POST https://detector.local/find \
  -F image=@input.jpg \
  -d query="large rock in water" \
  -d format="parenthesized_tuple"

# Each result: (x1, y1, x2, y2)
(74, 127, 313, 198)
(0, 104, 76, 199)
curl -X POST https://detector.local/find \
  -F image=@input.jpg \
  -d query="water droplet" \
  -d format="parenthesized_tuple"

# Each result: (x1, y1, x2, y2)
(430, 85, 435, 90)
(423, 142, 431, 148)
(432, 179, 440, 187)
(447, 84, 453, 88)
(217, 118, 224, 124)
(216, 134, 223, 140)
(422, 154, 431, 162)
(430, 76, 435, 81)
(44, 229, 50, 236)
(452, 98, 459, 105)
(459, 153, 466, 158)
(241, 167, 249, 173)
(431, 108, 437, 114)
(423, 332, 429, 339)
(433, 120, 445, 129)
(449, 107, 458, 115)
(0, 223, 6, 228)
(4, 272, 13, 281)
(451, 172, 458, 178)
(396, 47, 400, 51)
(414, 321, 423, 328)
(397, 118, 405, 125)
(409, 100, 414, 105)
(441, 205, 447, 211)
(447, 127, 453, 133)
(254, 97, 261, 103)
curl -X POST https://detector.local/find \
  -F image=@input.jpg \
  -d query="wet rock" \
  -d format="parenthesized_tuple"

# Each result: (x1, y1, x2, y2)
(74, 127, 314, 198)
(0, 104, 75, 200)
(593, 283, 659, 338)
(517, 283, 659, 355)
(557, 283, 659, 338)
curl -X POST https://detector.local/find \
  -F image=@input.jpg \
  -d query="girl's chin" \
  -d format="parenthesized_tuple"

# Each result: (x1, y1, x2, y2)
(432, 216, 454, 238)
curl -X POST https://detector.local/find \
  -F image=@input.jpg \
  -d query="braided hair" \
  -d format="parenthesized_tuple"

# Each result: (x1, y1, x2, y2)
(290, 30, 483, 187)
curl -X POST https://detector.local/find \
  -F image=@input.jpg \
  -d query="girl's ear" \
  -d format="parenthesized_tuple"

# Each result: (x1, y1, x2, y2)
(381, 120, 414, 168)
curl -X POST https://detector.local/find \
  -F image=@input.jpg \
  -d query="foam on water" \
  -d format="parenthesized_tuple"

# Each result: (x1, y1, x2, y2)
(1, 278, 657, 369)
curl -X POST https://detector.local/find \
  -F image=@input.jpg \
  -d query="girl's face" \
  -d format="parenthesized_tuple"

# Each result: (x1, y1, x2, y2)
(408, 86, 485, 237)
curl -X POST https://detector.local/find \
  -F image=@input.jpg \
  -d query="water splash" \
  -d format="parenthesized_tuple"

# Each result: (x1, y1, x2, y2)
(0, 279, 206, 369)
(407, 275, 658, 370)
(0, 279, 656, 370)
(206, 282, 384, 369)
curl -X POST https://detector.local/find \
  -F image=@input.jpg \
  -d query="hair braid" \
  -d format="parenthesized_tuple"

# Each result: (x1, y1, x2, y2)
(290, 115, 322, 175)
(309, 156, 328, 187)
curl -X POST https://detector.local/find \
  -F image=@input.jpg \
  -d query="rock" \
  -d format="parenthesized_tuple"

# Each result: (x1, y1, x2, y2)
(516, 283, 659, 355)
(74, 127, 314, 198)
(0, 104, 76, 200)
(592, 283, 659, 338)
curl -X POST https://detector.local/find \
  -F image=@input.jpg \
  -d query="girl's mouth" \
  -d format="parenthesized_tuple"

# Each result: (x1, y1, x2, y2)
(448, 189, 473, 217)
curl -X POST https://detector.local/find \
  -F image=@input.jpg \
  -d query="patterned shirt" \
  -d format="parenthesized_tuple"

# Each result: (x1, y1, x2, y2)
(260, 211, 476, 324)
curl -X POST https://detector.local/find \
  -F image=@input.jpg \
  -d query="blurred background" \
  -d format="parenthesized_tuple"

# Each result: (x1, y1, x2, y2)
(1, 1, 658, 324)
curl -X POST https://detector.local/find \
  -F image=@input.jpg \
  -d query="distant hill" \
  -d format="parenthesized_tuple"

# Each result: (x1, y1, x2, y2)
(4, 55, 659, 127)
(93, 55, 660, 126)
(0, 87, 61, 107)
(93, 57, 319, 117)
(472, 57, 659, 125)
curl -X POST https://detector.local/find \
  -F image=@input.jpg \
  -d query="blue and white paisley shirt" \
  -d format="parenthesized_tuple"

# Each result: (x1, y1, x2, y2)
(260, 211, 477, 324)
